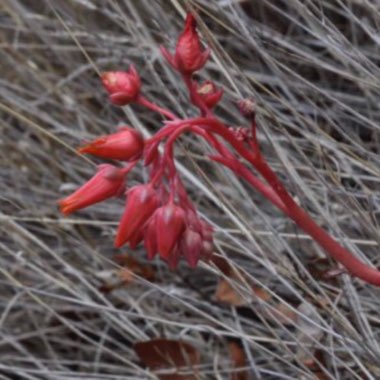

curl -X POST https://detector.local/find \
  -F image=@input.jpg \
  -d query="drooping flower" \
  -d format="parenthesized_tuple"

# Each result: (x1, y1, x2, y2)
(58, 164, 125, 215)
(154, 203, 186, 259)
(196, 80, 223, 108)
(114, 184, 159, 248)
(144, 216, 158, 260)
(101, 65, 141, 105)
(180, 228, 203, 267)
(78, 127, 144, 161)
(160, 13, 210, 74)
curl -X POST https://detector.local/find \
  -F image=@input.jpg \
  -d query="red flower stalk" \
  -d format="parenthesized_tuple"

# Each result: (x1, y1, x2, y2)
(101, 65, 140, 105)
(58, 164, 125, 215)
(57, 11, 380, 286)
(160, 13, 210, 74)
(115, 184, 159, 248)
(196, 80, 223, 109)
(78, 127, 144, 161)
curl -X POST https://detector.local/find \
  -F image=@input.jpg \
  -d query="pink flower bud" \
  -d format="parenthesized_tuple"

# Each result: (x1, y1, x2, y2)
(58, 164, 125, 215)
(166, 247, 181, 270)
(175, 13, 210, 74)
(128, 228, 145, 249)
(78, 127, 144, 161)
(238, 98, 256, 119)
(181, 228, 203, 268)
(161, 13, 210, 74)
(115, 184, 159, 248)
(144, 216, 158, 260)
(200, 220, 214, 241)
(154, 203, 186, 259)
(196, 81, 223, 108)
(201, 240, 214, 260)
(101, 65, 140, 105)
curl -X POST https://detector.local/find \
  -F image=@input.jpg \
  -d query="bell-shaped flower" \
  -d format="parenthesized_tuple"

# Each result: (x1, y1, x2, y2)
(114, 184, 159, 248)
(78, 127, 144, 161)
(144, 216, 158, 260)
(181, 228, 203, 268)
(101, 65, 141, 105)
(160, 13, 210, 74)
(196, 80, 223, 108)
(166, 247, 181, 270)
(154, 203, 186, 259)
(58, 164, 125, 215)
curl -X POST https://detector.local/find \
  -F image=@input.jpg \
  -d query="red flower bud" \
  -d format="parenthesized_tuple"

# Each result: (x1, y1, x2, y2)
(128, 228, 145, 249)
(181, 228, 203, 268)
(167, 247, 181, 270)
(78, 127, 144, 161)
(175, 13, 210, 74)
(144, 216, 158, 260)
(58, 164, 125, 215)
(115, 184, 159, 248)
(200, 220, 213, 241)
(161, 13, 210, 74)
(196, 80, 223, 108)
(238, 98, 256, 119)
(200, 240, 214, 260)
(101, 65, 140, 105)
(154, 203, 186, 259)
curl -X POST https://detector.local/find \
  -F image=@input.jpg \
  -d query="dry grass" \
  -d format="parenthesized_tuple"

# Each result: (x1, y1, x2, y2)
(1, 0, 380, 379)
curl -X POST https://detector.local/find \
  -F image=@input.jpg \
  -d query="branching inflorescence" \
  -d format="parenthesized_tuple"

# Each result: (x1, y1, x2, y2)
(59, 13, 380, 285)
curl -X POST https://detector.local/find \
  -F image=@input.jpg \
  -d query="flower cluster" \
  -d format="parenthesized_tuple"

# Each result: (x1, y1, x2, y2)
(59, 12, 380, 285)
(59, 13, 216, 268)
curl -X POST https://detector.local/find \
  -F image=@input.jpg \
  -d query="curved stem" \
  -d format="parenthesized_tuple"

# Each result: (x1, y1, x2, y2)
(253, 156, 380, 286)
(120, 160, 139, 175)
(168, 117, 380, 285)
(170, 117, 257, 164)
(137, 95, 178, 120)
(212, 157, 287, 213)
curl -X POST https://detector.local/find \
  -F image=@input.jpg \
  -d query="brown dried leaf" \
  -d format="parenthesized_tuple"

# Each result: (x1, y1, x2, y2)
(252, 286, 271, 302)
(214, 267, 272, 307)
(271, 302, 298, 326)
(134, 338, 200, 380)
(99, 255, 155, 293)
(215, 278, 248, 306)
(209, 254, 234, 275)
(228, 342, 249, 380)
(116, 254, 155, 285)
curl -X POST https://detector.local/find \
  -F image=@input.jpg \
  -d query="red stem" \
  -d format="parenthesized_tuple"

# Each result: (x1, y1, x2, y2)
(176, 117, 380, 285)
(252, 156, 380, 286)
(211, 156, 287, 213)
(137, 95, 178, 120)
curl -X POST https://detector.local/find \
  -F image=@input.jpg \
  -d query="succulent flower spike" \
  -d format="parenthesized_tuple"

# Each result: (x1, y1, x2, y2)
(56, 8, 380, 284)
(196, 80, 223, 108)
(114, 184, 159, 248)
(161, 13, 210, 75)
(101, 65, 141, 105)
(78, 127, 144, 161)
(58, 165, 125, 215)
